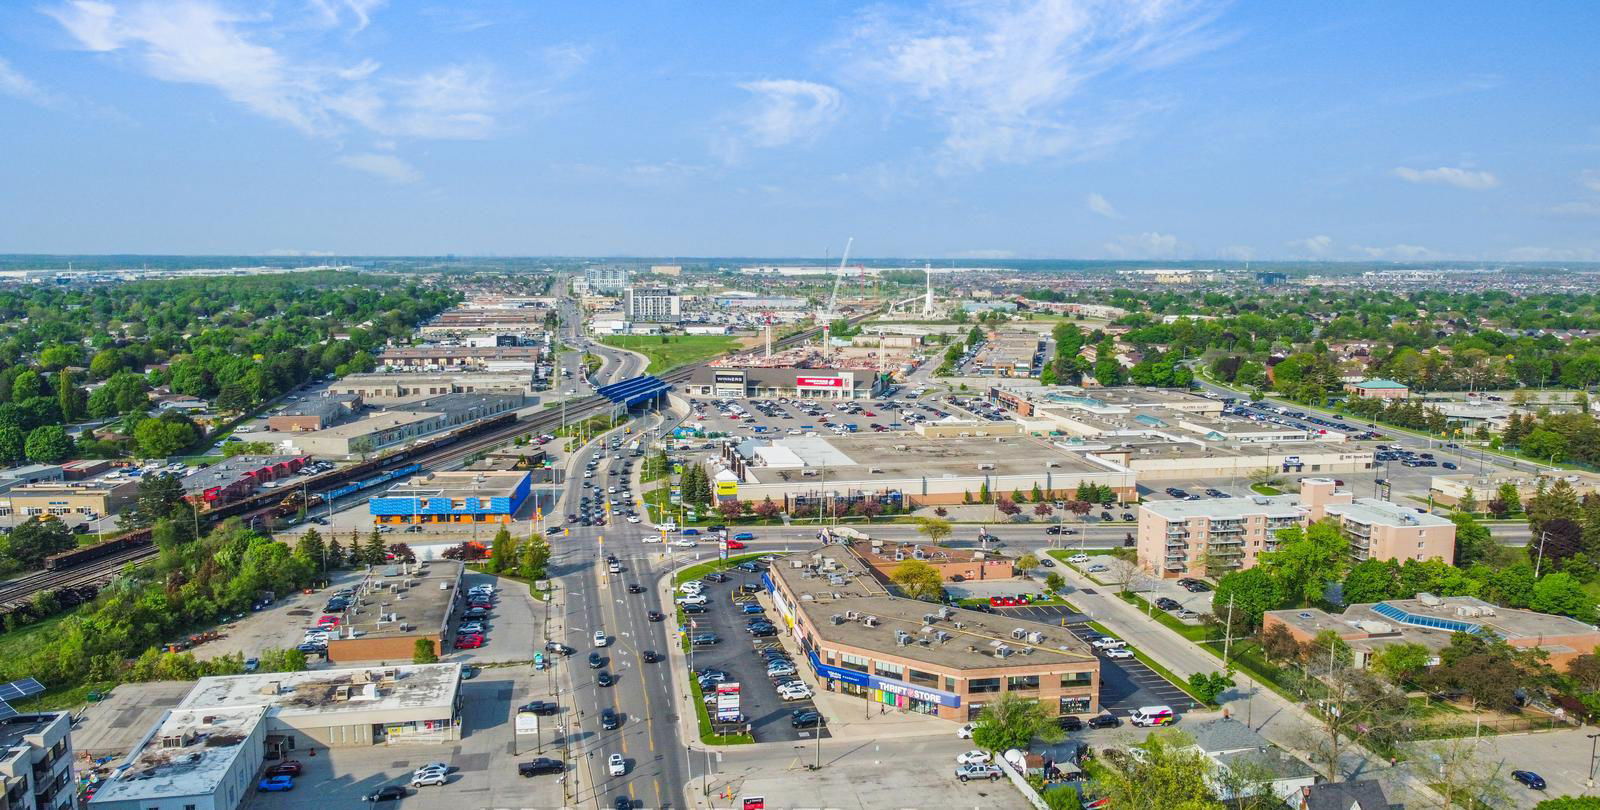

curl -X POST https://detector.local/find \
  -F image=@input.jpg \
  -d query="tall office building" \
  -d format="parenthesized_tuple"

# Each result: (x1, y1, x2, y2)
(625, 286, 682, 323)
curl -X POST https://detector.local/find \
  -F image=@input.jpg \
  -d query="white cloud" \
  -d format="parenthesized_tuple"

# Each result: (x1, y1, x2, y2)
(1085, 192, 1119, 218)
(337, 152, 420, 183)
(1287, 235, 1334, 256)
(0, 56, 56, 106)
(1392, 166, 1499, 190)
(46, 0, 501, 140)
(1103, 231, 1182, 259)
(1355, 243, 1435, 260)
(732, 79, 842, 150)
(1546, 201, 1600, 219)
(1580, 170, 1600, 193)
(841, 0, 1225, 169)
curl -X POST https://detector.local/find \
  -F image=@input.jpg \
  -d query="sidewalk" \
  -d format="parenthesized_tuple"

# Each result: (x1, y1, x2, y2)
(1058, 564, 1436, 801)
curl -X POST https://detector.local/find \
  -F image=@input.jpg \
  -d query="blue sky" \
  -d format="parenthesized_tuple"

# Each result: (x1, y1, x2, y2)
(1, 1, 1597, 260)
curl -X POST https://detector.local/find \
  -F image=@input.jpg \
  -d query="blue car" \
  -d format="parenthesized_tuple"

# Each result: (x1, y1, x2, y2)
(741, 603, 764, 614)
(258, 775, 295, 792)
(733, 532, 755, 541)
(1511, 770, 1546, 791)
(681, 528, 700, 536)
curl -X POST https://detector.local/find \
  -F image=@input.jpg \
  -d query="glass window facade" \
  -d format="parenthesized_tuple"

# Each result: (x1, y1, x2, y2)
(969, 678, 1001, 694)
(840, 653, 870, 673)
(1060, 671, 1093, 687)
(874, 661, 904, 679)
(1059, 696, 1092, 714)
(1007, 675, 1040, 691)
(907, 668, 939, 687)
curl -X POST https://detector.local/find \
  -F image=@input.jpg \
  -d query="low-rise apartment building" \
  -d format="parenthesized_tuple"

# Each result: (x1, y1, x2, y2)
(0, 710, 75, 810)
(1138, 478, 1455, 578)
(765, 545, 1100, 722)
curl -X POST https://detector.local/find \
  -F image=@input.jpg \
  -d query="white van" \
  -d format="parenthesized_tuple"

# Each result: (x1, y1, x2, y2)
(1129, 705, 1176, 727)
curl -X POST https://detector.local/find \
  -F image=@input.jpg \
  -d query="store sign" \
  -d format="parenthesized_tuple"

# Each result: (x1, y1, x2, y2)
(514, 712, 540, 735)
(715, 481, 739, 497)
(796, 376, 845, 388)
(714, 372, 746, 385)
(870, 676, 961, 707)
(806, 651, 870, 687)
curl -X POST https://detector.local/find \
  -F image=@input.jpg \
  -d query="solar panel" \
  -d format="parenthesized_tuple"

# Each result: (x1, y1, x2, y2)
(0, 703, 17, 721)
(0, 677, 45, 702)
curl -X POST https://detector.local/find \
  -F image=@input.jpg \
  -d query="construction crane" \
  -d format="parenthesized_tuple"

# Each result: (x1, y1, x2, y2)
(820, 236, 854, 323)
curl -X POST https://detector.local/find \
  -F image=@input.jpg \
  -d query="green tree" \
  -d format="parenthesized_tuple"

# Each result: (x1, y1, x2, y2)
(10, 369, 43, 401)
(518, 534, 551, 581)
(1530, 572, 1594, 621)
(1255, 520, 1349, 604)
(0, 425, 24, 465)
(1449, 512, 1495, 567)
(1494, 482, 1522, 516)
(412, 637, 439, 663)
(23, 425, 73, 463)
(4, 517, 76, 568)
(1016, 552, 1040, 572)
(1341, 558, 1398, 604)
(57, 369, 85, 423)
(971, 692, 1064, 752)
(1044, 572, 1065, 593)
(1533, 796, 1600, 809)
(1457, 486, 1478, 515)
(1210, 567, 1283, 630)
(915, 517, 952, 545)
(489, 527, 513, 574)
(1091, 730, 1223, 810)
(1186, 670, 1236, 706)
(294, 528, 327, 571)
(1370, 642, 1431, 686)
(132, 417, 196, 457)
(362, 529, 387, 566)
(889, 559, 944, 601)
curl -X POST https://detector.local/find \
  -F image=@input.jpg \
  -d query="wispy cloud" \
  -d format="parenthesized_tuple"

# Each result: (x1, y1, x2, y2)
(1085, 192, 1119, 218)
(1545, 201, 1600, 219)
(0, 55, 57, 106)
(44, 0, 517, 181)
(1104, 231, 1182, 259)
(1355, 243, 1435, 260)
(730, 79, 842, 150)
(1580, 169, 1600, 193)
(840, 0, 1226, 170)
(1287, 234, 1334, 256)
(1392, 166, 1499, 190)
(337, 152, 420, 184)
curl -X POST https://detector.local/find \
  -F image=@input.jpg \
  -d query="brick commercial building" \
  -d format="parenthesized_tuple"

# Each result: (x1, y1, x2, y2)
(1265, 594, 1600, 672)
(265, 395, 363, 432)
(686, 366, 883, 401)
(765, 545, 1100, 722)
(1343, 379, 1410, 399)
(328, 372, 536, 404)
(1138, 478, 1455, 578)
(368, 470, 531, 525)
(319, 561, 462, 663)
(181, 454, 310, 508)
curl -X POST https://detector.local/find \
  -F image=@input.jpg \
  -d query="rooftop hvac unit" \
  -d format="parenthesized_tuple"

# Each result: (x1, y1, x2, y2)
(799, 593, 814, 601)
(1417, 592, 1444, 607)
(830, 614, 845, 625)
(1019, 646, 1033, 655)
(1026, 631, 1045, 644)
(952, 621, 965, 629)
(940, 606, 955, 620)
(912, 549, 925, 560)
(863, 616, 880, 627)
(896, 631, 911, 646)
(995, 645, 1013, 658)
(893, 552, 904, 561)
(935, 630, 952, 643)
(978, 463, 995, 471)
(1011, 627, 1028, 640)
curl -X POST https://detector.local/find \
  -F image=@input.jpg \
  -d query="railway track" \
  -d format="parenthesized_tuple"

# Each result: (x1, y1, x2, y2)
(0, 316, 854, 611)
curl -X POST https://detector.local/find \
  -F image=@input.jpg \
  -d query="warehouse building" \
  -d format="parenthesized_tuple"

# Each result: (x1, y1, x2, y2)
(90, 664, 465, 810)
(1, 709, 75, 810)
(265, 395, 363, 432)
(377, 345, 543, 372)
(1089, 438, 1373, 481)
(712, 431, 1136, 511)
(855, 540, 1018, 583)
(1138, 478, 1454, 578)
(289, 394, 520, 458)
(369, 470, 531, 525)
(1429, 471, 1600, 508)
(321, 561, 463, 662)
(180, 454, 310, 508)
(327, 371, 536, 404)
(766, 545, 1100, 722)
(3, 480, 138, 520)
(686, 367, 884, 400)
(0, 463, 65, 495)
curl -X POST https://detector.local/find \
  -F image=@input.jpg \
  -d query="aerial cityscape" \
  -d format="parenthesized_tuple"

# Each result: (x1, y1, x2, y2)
(1, 2, 1598, 810)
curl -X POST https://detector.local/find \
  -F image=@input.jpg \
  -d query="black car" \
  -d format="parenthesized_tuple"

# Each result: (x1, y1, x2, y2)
(1058, 715, 1083, 731)
(545, 641, 575, 656)
(750, 627, 777, 637)
(1038, 558, 1055, 567)
(703, 572, 731, 583)
(588, 652, 605, 669)
(600, 708, 620, 729)
(627, 584, 644, 594)
(1087, 714, 1121, 729)
(597, 671, 614, 687)
(641, 650, 660, 663)
(518, 757, 564, 777)
(646, 610, 665, 622)
(518, 700, 559, 715)
(690, 633, 720, 645)
(681, 604, 707, 615)
(1046, 526, 1064, 535)
(1155, 598, 1181, 610)
(1511, 770, 1546, 790)
(614, 795, 632, 810)
(790, 710, 824, 728)
(363, 786, 408, 802)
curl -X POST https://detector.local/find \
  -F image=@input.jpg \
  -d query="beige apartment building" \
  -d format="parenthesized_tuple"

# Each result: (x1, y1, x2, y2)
(766, 546, 1100, 722)
(1137, 478, 1455, 578)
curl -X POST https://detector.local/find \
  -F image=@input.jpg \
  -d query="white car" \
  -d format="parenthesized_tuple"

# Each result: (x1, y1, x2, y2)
(955, 750, 992, 765)
(1104, 647, 1135, 660)
(410, 770, 447, 787)
(676, 594, 708, 606)
(673, 538, 698, 548)
(627, 515, 641, 523)
(641, 533, 660, 543)
(778, 685, 813, 701)
(679, 582, 704, 594)
(593, 630, 609, 647)
(957, 722, 977, 739)
(607, 753, 626, 777)
(1068, 554, 1090, 564)
(413, 762, 449, 777)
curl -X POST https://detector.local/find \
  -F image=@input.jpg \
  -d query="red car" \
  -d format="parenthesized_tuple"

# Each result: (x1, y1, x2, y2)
(317, 615, 341, 627)
(455, 635, 484, 649)
(724, 539, 746, 550)
(266, 761, 303, 777)
(863, 411, 876, 416)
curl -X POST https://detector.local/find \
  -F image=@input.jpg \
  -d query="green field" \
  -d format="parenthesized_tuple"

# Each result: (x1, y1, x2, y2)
(600, 335, 740, 374)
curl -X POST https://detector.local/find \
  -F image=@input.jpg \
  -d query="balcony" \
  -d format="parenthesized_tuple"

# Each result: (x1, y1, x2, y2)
(1164, 561, 1188, 572)
(1207, 548, 1245, 558)
(1343, 522, 1372, 538)
(1208, 537, 1244, 547)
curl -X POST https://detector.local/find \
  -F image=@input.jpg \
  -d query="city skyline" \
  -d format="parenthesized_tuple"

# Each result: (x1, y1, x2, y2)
(1, 1, 1597, 261)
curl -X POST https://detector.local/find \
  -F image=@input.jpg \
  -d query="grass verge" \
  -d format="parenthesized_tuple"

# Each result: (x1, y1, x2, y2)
(688, 675, 755, 745)
(673, 553, 766, 585)
(1250, 483, 1282, 496)
(600, 335, 741, 375)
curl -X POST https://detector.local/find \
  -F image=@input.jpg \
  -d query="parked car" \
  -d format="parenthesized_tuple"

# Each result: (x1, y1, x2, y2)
(1104, 647, 1135, 660)
(1511, 770, 1546, 791)
(790, 710, 824, 728)
(1087, 714, 1122, 729)
(410, 770, 448, 787)
(257, 776, 295, 792)
(265, 760, 302, 776)
(518, 758, 564, 777)
(955, 764, 1003, 782)
(955, 750, 992, 765)
(518, 701, 559, 715)
(1058, 715, 1083, 731)
(363, 786, 408, 802)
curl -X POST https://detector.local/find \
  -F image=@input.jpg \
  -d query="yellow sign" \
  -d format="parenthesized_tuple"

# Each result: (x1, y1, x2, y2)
(715, 481, 738, 497)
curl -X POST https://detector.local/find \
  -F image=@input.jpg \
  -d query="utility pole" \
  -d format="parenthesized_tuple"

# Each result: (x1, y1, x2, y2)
(1222, 594, 1236, 665)
(1534, 530, 1551, 578)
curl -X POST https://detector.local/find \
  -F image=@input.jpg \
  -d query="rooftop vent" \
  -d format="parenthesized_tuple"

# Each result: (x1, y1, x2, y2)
(1011, 627, 1028, 640)
(830, 615, 844, 625)
(863, 616, 880, 627)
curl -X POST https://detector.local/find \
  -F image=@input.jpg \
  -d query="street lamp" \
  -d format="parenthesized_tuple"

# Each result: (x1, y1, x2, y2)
(1533, 530, 1551, 578)
(1587, 732, 1599, 788)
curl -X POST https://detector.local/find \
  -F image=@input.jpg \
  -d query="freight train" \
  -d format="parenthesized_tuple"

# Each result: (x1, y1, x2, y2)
(41, 414, 515, 573)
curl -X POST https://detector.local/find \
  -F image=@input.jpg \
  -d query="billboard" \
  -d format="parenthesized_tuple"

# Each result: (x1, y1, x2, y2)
(515, 712, 540, 735)
(715, 480, 739, 497)
(795, 376, 845, 389)
(713, 372, 746, 385)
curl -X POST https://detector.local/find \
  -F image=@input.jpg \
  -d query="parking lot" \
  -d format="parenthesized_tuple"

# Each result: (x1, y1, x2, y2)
(242, 669, 569, 810)
(988, 602, 1196, 717)
(682, 394, 953, 443)
(681, 571, 830, 743)
(446, 571, 544, 665)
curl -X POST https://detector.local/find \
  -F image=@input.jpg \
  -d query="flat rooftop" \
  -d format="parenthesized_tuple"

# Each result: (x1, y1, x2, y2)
(739, 433, 1112, 484)
(1141, 494, 1304, 521)
(380, 470, 528, 499)
(1097, 438, 1367, 461)
(1325, 498, 1453, 529)
(773, 546, 1097, 671)
(90, 706, 266, 805)
(179, 663, 462, 719)
(0, 712, 66, 757)
(1178, 414, 1312, 436)
(1269, 596, 1600, 655)
(309, 410, 438, 439)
